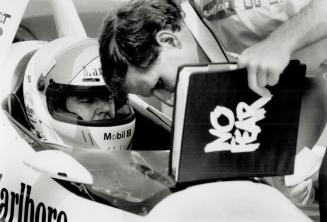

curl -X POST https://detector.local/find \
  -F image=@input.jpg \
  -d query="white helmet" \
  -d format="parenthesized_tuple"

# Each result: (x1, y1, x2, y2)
(23, 37, 135, 150)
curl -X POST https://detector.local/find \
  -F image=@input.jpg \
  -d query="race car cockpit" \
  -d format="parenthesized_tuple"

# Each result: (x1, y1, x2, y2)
(2, 36, 175, 215)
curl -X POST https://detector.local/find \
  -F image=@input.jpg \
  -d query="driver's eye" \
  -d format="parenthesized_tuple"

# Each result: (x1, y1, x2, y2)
(78, 98, 95, 104)
(107, 97, 114, 103)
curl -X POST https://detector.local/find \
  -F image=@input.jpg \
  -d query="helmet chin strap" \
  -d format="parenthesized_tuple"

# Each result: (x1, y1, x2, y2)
(181, 1, 229, 63)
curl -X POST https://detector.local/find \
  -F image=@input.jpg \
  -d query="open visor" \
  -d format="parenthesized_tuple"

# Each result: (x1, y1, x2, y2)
(46, 80, 135, 126)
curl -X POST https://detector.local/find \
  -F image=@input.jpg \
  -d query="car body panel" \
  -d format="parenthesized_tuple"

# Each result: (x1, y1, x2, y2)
(0, 109, 313, 221)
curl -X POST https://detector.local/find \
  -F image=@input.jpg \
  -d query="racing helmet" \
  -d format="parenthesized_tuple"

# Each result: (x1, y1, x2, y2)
(23, 37, 135, 150)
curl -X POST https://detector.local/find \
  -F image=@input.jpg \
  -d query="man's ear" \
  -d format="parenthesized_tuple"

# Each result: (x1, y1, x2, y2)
(156, 30, 181, 49)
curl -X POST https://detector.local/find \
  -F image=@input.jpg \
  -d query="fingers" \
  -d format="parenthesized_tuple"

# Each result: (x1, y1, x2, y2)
(237, 43, 290, 97)
(238, 59, 272, 97)
(266, 67, 281, 86)
(257, 66, 268, 88)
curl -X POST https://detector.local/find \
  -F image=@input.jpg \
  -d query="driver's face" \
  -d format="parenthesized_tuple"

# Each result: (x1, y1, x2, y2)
(65, 96, 115, 121)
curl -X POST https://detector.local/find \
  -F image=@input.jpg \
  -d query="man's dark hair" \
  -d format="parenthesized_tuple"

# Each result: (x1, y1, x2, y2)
(99, 0, 182, 103)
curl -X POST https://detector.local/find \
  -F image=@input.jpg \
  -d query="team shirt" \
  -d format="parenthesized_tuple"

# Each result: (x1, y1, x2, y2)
(193, 0, 311, 53)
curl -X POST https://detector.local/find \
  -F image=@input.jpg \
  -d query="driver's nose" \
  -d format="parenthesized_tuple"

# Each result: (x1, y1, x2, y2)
(98, 100, 116, 119)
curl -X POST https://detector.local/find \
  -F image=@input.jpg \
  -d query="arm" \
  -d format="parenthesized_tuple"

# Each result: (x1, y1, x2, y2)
(238, 0, 327, 96)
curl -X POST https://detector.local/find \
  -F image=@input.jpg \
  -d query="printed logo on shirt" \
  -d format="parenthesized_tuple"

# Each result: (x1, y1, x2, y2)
(199, 0, 283, 20)
(254, 0, 261, 7)
(243, 0, 254, 9)
(243, 0, 280, 9)
(202, 0, 236, 20)
(269, 0, 279, 5)
(204, 96, 272, 153)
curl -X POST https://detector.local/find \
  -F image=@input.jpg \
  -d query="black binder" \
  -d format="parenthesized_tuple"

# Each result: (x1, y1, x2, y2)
(171, 61, 306, 183)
